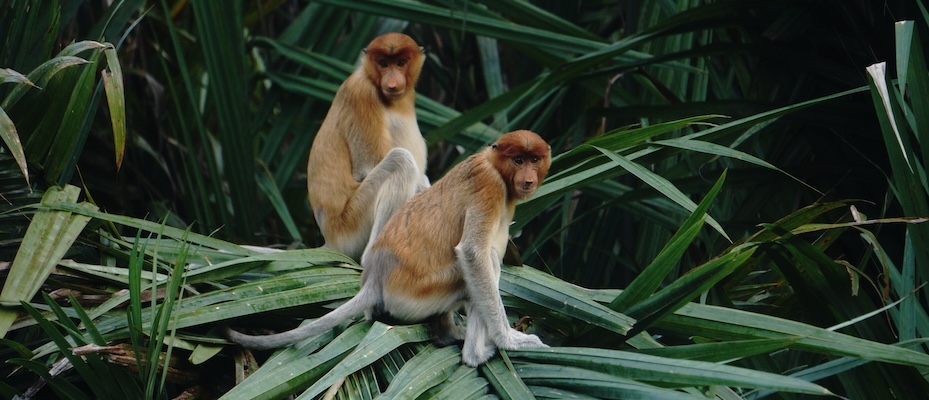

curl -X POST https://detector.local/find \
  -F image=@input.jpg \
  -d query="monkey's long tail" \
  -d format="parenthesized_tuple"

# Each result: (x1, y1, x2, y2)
(223, 287, 375, 350)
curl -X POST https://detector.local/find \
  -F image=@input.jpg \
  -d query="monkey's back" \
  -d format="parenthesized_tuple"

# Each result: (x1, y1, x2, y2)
(307, 71, 392, 238)
(373, 151, 509, 307)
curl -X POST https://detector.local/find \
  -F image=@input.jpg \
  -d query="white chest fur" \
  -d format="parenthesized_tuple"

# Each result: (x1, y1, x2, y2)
(386, 110, 427, 173)
(491, 215, 512, 262)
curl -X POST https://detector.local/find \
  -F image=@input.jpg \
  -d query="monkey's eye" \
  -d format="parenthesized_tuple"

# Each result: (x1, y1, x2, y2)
(378, 60, 388, 68)
(531, 156, 540, 164)
(514, 157, 524, 165)
(397, 60, 406, 67)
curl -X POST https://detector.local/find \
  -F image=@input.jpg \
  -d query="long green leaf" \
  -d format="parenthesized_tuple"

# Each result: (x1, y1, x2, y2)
(610, 170, 726, 311)
(294, 323, 431, 399)
(219, 322, 372, 400)
(0, 105, 27, 184)
(481, 354, 535, 400)
(624, 244, 757, 337)
(659, 302, 929, 368)
(653, 138, 820, 194)
(512, 347, 832, 396)
(515, 363, 703, 399)
(501, 266, 634, 335)
(595, 146, 730, 241)
(1, 56, 89, 109)
(421, 365, 489, 399)
(377, 344, 460, 399)
(101, 44, 126, 170)
(0, 185, 94, 337)
(631, 338, 799, 362)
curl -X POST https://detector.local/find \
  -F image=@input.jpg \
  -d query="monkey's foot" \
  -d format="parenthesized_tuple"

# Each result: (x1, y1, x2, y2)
(499, 331, 547, 350)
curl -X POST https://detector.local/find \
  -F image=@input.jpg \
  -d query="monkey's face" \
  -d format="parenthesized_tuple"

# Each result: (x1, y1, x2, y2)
(491, 130, 552, 200)
(510, 154, 547, 199)
(363, 33, 425, 103)
(376, 58, 410, 99)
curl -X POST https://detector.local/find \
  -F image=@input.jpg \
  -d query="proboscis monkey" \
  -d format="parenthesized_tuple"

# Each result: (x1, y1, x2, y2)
(228, 130, 552, 367)
(306, 32, 429, 260)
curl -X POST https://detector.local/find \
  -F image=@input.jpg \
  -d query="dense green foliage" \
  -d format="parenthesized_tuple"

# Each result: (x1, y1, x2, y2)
(1, 0, 929, 398)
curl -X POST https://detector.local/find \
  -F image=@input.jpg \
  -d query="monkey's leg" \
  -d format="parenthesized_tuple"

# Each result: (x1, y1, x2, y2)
(431, 312, 466, 347)
(366, 148, 422, 245)
(460, 304, 497, 367)
(338, 147, 421, 259)
(457, 248, 547, 352)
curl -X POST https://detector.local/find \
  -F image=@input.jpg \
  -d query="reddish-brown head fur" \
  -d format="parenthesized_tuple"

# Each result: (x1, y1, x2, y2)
(363, 33, 424, 104)
(490, 130, 552, 200)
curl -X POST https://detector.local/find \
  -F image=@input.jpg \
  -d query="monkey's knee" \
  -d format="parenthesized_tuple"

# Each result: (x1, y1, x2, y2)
(382, 148, 419, 176)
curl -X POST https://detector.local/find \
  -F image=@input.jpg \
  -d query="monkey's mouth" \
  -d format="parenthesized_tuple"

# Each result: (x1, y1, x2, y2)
(383, 89, 405, 98)
(515, 185, 537, 198)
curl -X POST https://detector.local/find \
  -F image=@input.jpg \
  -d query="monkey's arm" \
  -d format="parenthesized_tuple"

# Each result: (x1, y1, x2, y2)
(339, 73, 389, 182)
(454, 204, 543, 352)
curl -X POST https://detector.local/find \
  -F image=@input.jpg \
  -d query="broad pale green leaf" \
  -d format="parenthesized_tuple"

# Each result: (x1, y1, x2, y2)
(515, 363, 703, 399)
(501, 266, 634, 335)
(630, 338, 799, 362)
(660, 302, 929, 368)
(173, 276, 359, 329)
(41, 203, 259, 254)
(478, 36, 508, 129)
(422, 365, 490, 399)
(528, 385, 600, 399)
(511, 347, 832, 396)
(220, 323, 372, 400)
(296, 323, 432, 399)
(377, 344, 460, 399)
(481, 354, 535, 400)
(0, 185, 95, 337)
